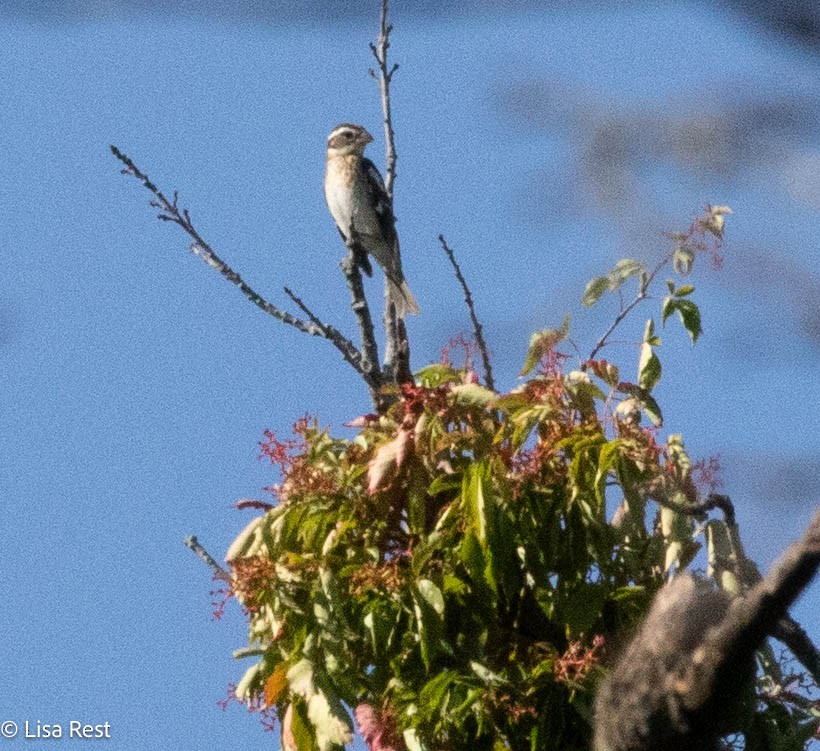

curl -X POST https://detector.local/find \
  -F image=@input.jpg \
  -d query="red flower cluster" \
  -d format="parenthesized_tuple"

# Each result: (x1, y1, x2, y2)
(554, 635, 605, 687)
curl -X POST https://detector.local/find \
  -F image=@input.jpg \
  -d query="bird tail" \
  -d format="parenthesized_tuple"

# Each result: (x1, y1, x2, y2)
(388, 277, 420, 318)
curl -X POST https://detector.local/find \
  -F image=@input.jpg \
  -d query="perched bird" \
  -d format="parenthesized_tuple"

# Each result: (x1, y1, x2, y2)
(324, 122, 419, 317)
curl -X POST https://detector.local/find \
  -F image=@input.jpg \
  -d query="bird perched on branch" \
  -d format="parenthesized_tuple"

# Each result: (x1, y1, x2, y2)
(324, 122, 419, 318)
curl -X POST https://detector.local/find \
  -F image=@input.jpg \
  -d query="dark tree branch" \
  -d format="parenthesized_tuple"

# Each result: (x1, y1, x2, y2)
(772, 616, 820, 685)
(184, 535, 231, 583)
(339, 244, 381, 382)
(594, 508, 820, 751)
(438, 235, 495, 390)
(282, 285, 379, 396)
(394, 317, 413, 385)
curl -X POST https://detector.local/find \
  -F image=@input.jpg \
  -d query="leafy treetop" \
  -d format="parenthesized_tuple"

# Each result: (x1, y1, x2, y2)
(219, 206, 817, 751)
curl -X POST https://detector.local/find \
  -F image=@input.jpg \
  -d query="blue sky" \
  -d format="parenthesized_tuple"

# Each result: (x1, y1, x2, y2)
(1, 3, 818, 749)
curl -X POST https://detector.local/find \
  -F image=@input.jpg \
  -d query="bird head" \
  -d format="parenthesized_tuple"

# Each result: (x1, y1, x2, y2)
(326, 123, 374, 157)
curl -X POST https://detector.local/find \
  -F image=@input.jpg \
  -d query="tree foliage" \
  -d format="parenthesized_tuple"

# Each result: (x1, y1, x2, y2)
(221, 208, 818, 751)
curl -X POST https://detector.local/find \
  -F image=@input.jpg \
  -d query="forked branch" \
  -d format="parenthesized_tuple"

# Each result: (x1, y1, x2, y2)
(110, 145, 380, 397)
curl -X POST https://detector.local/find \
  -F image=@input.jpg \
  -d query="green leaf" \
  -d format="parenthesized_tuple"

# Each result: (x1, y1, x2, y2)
(641, 392, 663, 427)
(464, 462, 518, 600)
(418, 671, 457, 716)
(610, 258, 646, 285)
(225, 515, 266, 562)
(638, 320, 662, 391)
(642, 317, 660, 346)
(638, 343, 661, 391)
(520, 315, 570, 375)
(460, 531, 495, 597)
(414, 580, 444, 670)
(407, 487, 427, 537)
(661, 504, 697, 573)
(705, 520, 743, 595)
(582, 259, 647, 307)
(235, 661, 263, 701)
(615, 382, 663, 426)
(287, 658, 315, 697)
(564, 370, 607, 403)
(662, 298, 702, 345)
(703, 204, 732, 239)
(566, 432, 607, 519)
(402, 728, 426, 751)
(450, 382, 497, 407)
(581, 275, 610, 307)
(363, 601, 402, 657)
(594, 440, 622, 503)
(468, 660, 502, 684)
(415, 363, 461, 387)
(286, 701, 317, 751)
(465, 465, 489, 545)
(417, 578, 445, 616)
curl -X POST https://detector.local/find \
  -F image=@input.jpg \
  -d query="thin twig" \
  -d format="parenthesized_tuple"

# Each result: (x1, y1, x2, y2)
(586, 207, 727, 364)
(586, 253, 671, 363)
(110, 145, 368, 381)
(184, 535, 232, 583)
(370, 0, 398, 200)
(438, 235, 495, 390)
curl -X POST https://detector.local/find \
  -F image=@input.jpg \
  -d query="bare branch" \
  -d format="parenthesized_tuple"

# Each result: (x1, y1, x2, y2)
(438, 235, 495, 390)
(370, 0, 398, 200)
(338, 236, 382, 386)
(111, 145, 377, 389)
(184, 535, 231, 583)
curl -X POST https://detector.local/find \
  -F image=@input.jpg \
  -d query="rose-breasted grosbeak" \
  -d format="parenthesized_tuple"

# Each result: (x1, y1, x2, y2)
(324, 122, 419, 317)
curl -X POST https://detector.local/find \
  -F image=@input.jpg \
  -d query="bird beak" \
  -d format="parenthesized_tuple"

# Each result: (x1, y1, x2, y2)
(360, 129, 374, 145)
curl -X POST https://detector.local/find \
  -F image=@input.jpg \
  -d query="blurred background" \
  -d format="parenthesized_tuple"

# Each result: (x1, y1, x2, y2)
(0, 1, 817, 748)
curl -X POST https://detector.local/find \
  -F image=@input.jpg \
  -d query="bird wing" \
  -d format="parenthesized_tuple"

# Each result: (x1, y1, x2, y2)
(362, 157, 399, 256)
